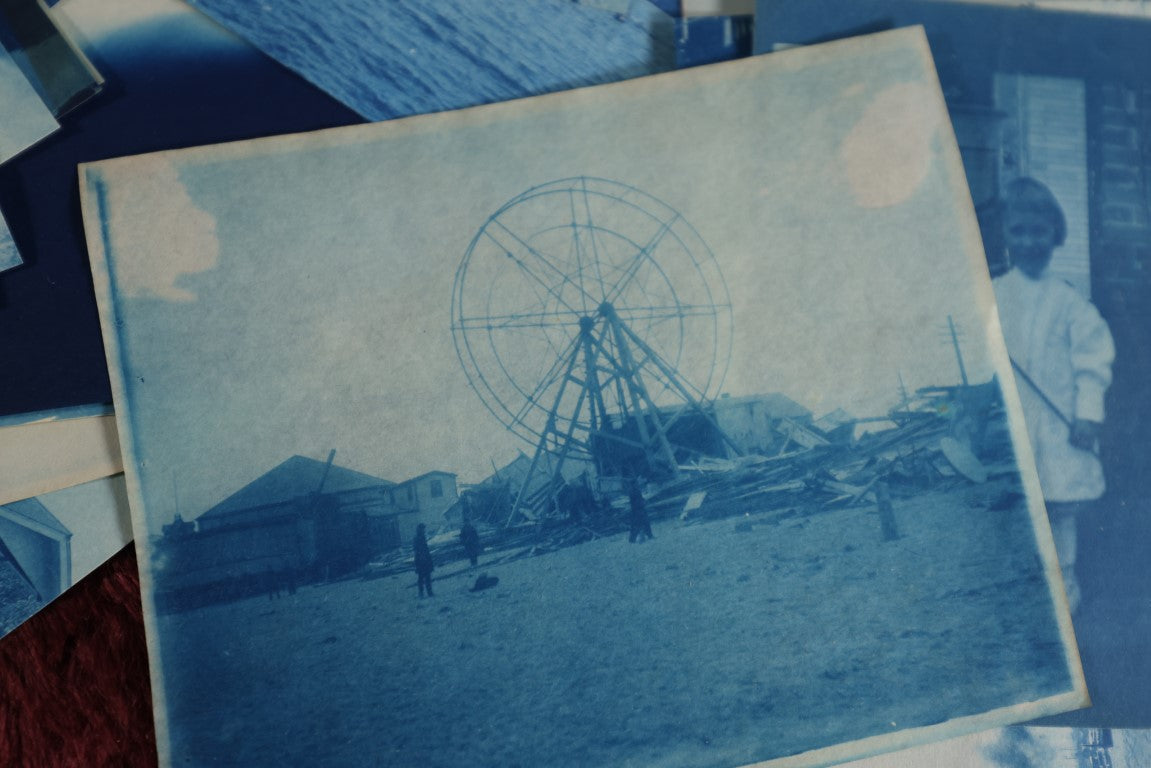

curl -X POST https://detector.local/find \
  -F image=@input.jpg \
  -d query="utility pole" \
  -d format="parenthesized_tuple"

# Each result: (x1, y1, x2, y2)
(316, 449, 337, 494)
(947, 315, 969, 387)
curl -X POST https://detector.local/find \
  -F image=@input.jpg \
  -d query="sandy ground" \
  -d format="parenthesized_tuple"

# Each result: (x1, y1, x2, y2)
(159, 477, 1071, 768)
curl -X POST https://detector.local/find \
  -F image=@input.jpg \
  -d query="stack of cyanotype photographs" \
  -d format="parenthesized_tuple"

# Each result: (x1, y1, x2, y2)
(0, 405, 121, 504)
(0, 0, 101, 271)
(0, 475, 131, 637)
(0, 29, 57, 271)
(3, 0, 1151, 765)
(82, 27, 1088, 768)
(0, 0, 101, 116)
(0, 408, 131, 640)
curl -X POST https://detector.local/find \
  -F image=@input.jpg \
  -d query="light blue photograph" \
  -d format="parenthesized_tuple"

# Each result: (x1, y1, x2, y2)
(84, 29, 1084, 768)
(758, 0, 1151, 728)
(0, 42, 58, 272)
(0, 41, 57, 161)
(0, 474, 133, 638)
(0, 223, 19, 272)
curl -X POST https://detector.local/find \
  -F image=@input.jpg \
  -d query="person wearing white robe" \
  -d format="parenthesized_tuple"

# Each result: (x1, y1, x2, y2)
(992, 177, 1114, 614)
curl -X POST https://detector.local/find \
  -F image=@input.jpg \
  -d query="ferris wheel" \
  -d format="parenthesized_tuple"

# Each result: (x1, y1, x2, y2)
(451, 177, 735, 500)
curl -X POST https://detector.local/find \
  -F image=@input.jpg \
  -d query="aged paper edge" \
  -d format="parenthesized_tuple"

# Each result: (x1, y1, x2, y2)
(78, 26, 1088, 768)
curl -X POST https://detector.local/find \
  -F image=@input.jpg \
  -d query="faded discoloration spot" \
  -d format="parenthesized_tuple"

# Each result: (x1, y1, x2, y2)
(99, 156, 219, 302)
(840, 82, 941, 209)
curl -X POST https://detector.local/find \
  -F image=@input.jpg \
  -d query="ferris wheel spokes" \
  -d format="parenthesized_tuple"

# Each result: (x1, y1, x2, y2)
(603, 213, 682, 307)
(485, 219, 601, 315)
(452, 177, 735, 512)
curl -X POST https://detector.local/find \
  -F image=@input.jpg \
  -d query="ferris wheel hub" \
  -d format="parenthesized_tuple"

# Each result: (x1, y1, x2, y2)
(450, 176, 734, 482)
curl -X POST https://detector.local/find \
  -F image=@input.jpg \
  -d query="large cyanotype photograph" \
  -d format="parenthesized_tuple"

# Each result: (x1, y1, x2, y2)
(83, 29, 1084, 768)
(758, 0, 1151, 728)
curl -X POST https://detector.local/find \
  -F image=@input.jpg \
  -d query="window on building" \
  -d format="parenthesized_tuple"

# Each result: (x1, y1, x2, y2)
(430, 478, 443, 498)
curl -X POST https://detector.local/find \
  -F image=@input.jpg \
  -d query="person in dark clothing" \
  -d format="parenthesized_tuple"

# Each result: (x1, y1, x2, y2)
(627, 478, 653, 543)
(460, 518, 481, 567)
(413, 523, 434, 598)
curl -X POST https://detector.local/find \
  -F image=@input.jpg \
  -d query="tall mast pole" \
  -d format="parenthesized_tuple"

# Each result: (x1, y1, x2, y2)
(948, 315, 969, 387)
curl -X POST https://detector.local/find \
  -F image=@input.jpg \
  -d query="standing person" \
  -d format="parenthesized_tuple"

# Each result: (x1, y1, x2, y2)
(627, 477, 654, 543)
(413, 523, 435, 598)
(460, 516, 481, 567)
(992, 176, 1114, 614)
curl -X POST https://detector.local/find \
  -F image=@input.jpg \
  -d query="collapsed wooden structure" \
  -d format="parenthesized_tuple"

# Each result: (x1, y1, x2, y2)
(369, 377, 1012, 580)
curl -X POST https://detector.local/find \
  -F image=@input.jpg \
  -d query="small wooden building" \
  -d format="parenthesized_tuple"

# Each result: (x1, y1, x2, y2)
(154, 455, 458, 610)
(0, 497, 72, 603)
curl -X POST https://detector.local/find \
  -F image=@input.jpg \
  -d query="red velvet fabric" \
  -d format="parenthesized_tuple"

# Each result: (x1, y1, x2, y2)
(0, 545, 156, 767)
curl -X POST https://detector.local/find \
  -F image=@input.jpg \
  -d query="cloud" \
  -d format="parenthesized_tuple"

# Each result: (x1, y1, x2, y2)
(838, 81, 942, 208)
(100, 154, 219, 302)
(982, 727, 1056, 768)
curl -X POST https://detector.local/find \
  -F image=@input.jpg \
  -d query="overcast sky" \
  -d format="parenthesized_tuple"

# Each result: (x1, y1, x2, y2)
(37, 475, 132, 579)
(87, 29, 1008, 534)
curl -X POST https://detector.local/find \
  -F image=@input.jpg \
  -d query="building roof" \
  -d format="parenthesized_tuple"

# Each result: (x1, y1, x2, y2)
(481, 452, 529, 485)
(814, 408, 855, 431)
(393, 470, 457, 488)
(0, 498, 72, 541)
(473, 451, 588, 490)
(714, 392, 811, 420)
(199, 455, 394, 520)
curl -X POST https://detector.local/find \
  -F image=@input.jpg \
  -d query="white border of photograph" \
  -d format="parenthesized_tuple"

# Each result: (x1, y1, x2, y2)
(0, 408, 122, 505)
